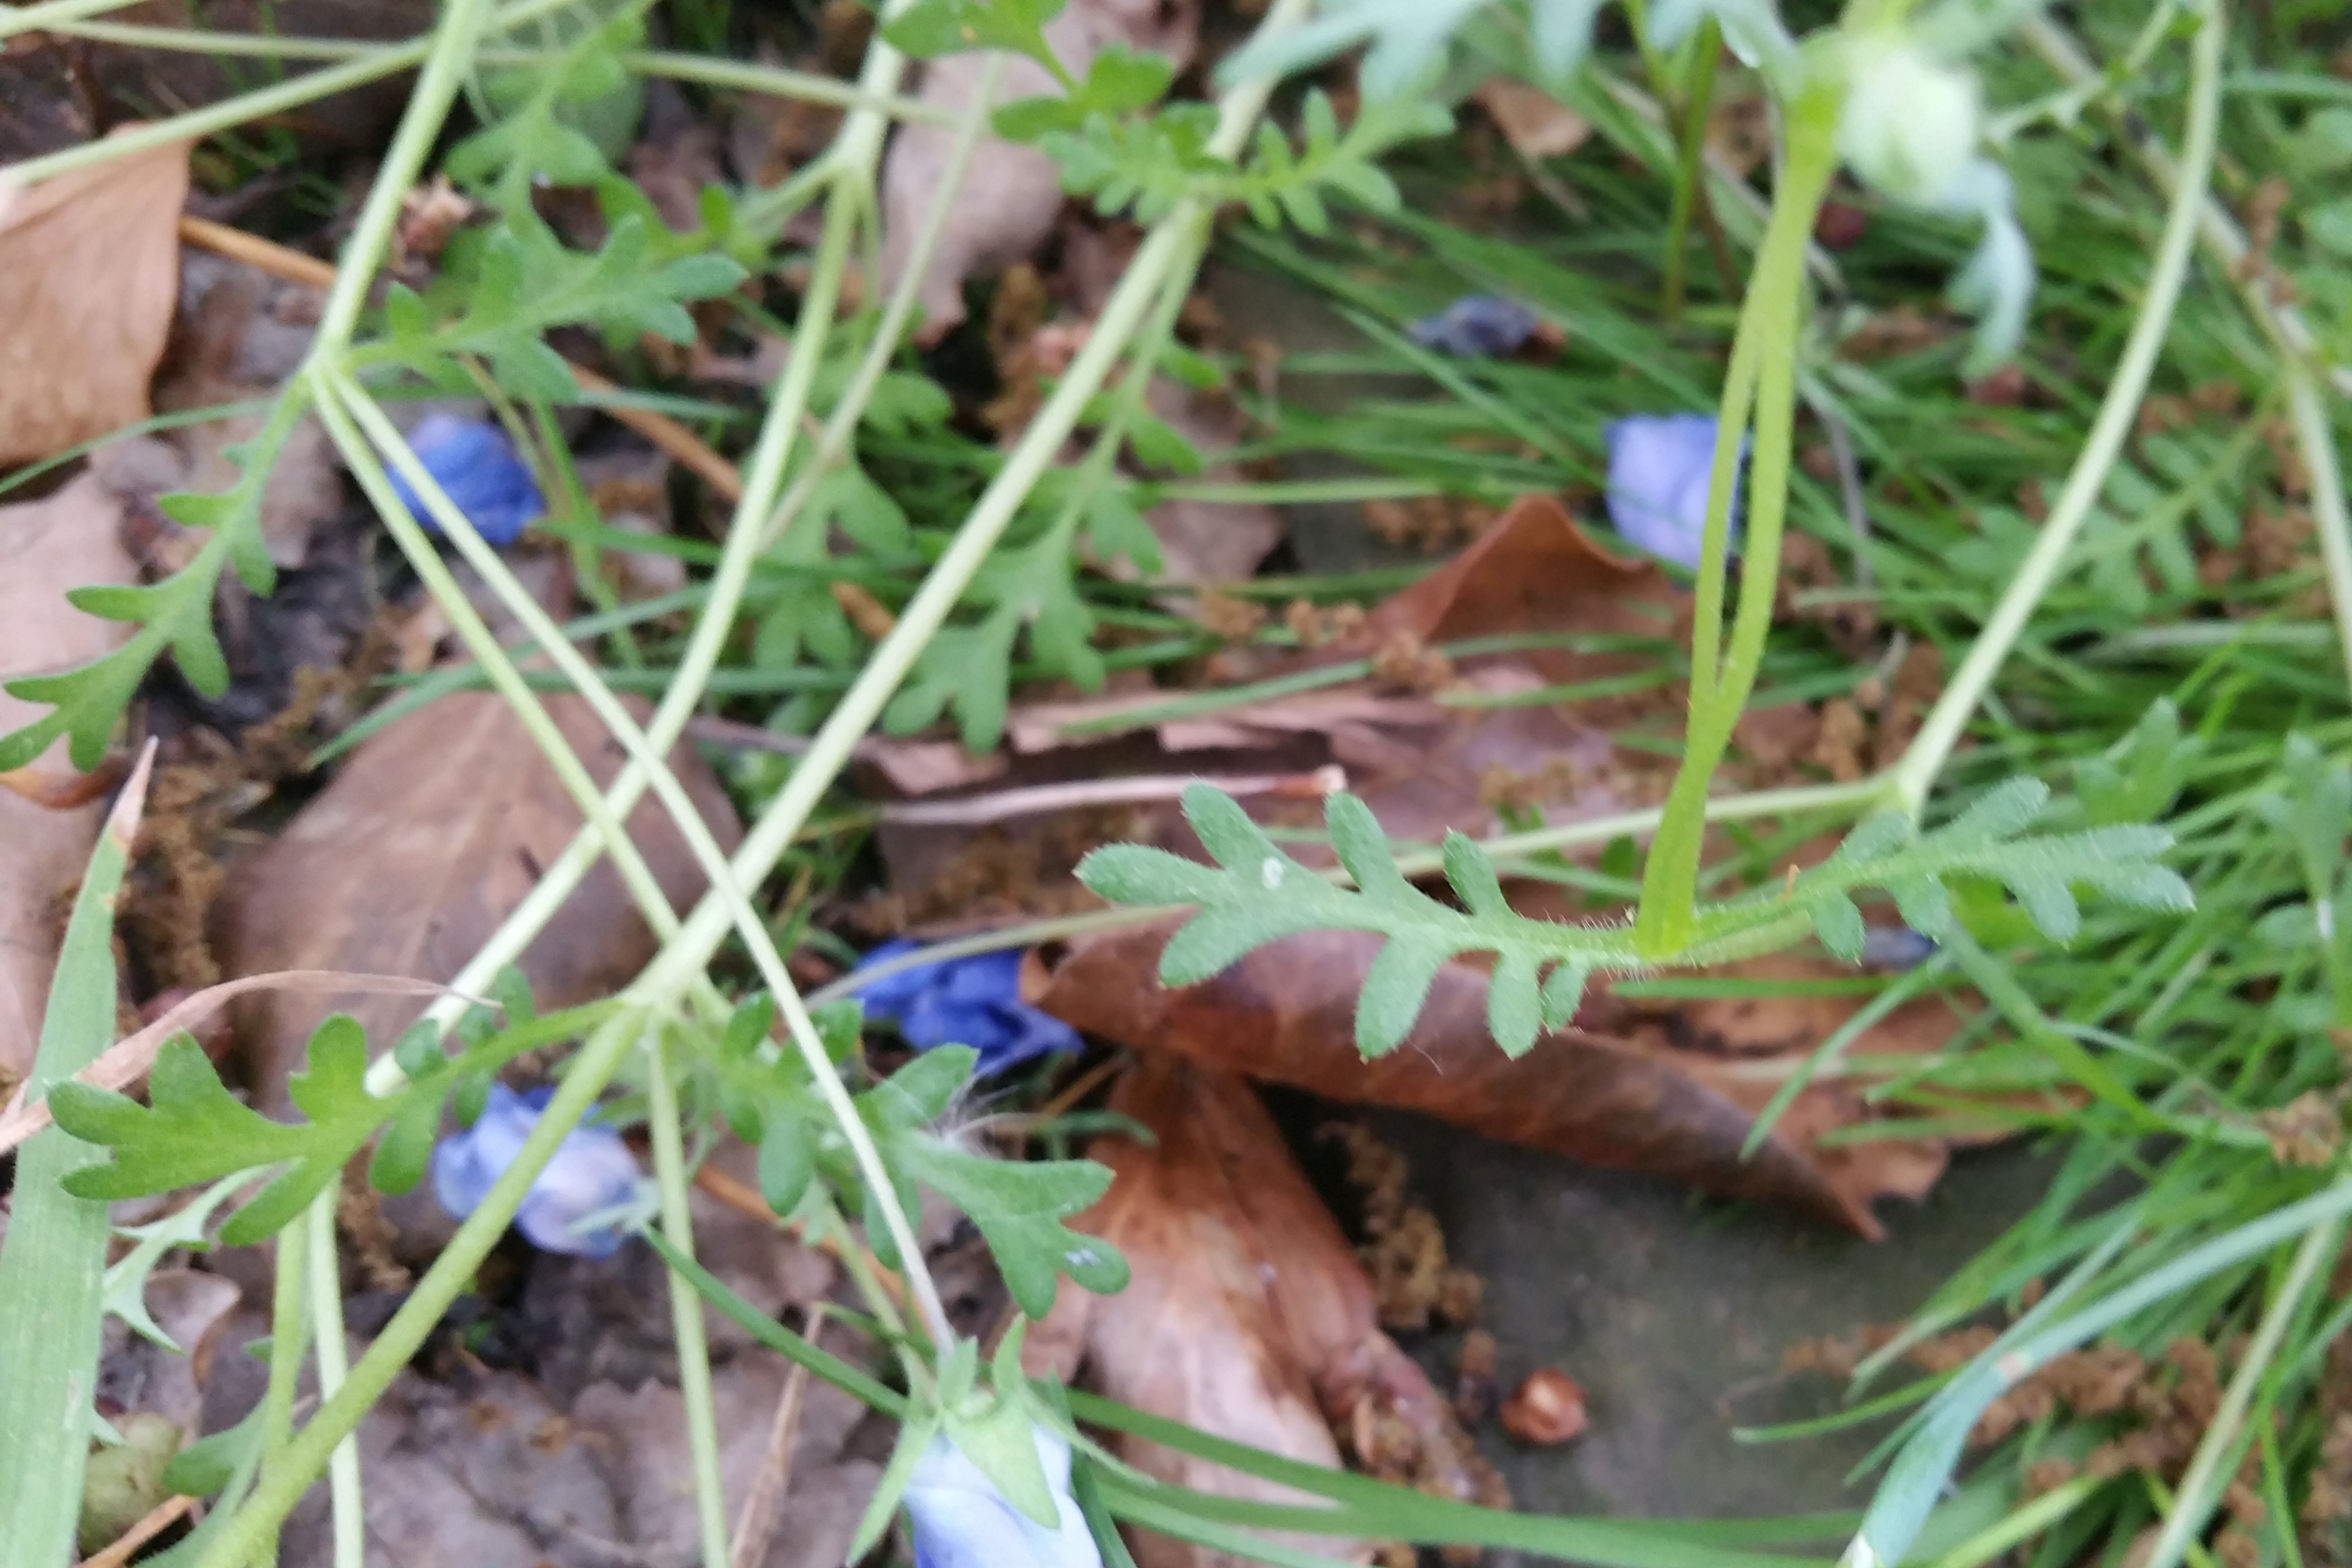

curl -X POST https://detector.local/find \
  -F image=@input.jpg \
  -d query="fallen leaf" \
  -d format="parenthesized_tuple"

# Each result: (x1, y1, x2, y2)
(219, 691, 743, 1102)
(1131, 379, 1285, 587)
(0, 137, 189, 465)
(1030, 931, 1966, 1238)
(1472, 78, 1591, 161)
(0, 475, 140, 1084)
(1026, 1058, 1499, 1568)
(1369, 492, 1671, 670)
(879, 0, 1200, 339)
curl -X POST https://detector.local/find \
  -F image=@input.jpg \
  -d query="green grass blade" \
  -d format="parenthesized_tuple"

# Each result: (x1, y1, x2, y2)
(0, 743, 155, 1568)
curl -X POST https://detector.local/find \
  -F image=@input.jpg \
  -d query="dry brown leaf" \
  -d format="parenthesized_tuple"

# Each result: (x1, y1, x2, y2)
(1031, 929, 1966, 1238)
(1472, 78, 1592, 160)
(0, 475, 141, 1082)
(1131, 379, 1285, 587)
(1029, 1060, 1499, 1566)
(0, 137, 189, 464)
(879, 0, 1198, 339)
(220, 691, 742, 1102)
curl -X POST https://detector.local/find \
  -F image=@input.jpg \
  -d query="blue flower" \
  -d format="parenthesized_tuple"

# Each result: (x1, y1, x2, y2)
(905, 1427, 1102, 1568)
(431, 1083, 647, 1258)
(386, 414, 543, 546)
(1603, 412, 1744, 570)
(1407, 295, 1542, 358)
(851, 940, 1084, 1076)
(1860, 923, 1938, 970)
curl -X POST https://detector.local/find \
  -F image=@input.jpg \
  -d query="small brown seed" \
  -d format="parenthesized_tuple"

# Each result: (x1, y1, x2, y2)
(1500, 1368, 1588, 1445)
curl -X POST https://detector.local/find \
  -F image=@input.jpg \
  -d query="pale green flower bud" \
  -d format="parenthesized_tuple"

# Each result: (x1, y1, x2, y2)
(1837, 38, 1984, 207)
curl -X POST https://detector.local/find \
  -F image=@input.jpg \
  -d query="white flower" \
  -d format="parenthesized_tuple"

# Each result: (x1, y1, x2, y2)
(904, 1427, 1102, 1568)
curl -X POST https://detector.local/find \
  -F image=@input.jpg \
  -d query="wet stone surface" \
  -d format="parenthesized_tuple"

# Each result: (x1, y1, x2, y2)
(1296, 1103, 2051, 1529)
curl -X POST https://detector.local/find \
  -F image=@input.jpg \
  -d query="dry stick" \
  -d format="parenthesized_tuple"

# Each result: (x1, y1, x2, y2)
(175, 216, 747, 501)
(80, 1495, 199, 1568)
(728, 1304, 827, 1568)
(0, 970, 468, 1155)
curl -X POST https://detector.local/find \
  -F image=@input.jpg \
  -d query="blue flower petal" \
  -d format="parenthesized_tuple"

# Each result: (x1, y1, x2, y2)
(848, 937, 936, 1018)
(431, 1081, 645, 1257)
(1407, 295, 1541, 358)
(1604, 412, 1743, 570)
(387, 414, 544, 547)
(853, 943, 1088, 1075)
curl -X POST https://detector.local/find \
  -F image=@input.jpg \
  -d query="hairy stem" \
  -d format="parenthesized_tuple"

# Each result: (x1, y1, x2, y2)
(1633, 87, 1840, 956)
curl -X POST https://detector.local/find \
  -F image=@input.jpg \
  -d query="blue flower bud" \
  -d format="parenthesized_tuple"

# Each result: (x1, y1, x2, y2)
(386, 414, 544, 547)
(905, 1427, 1102, 1568)
(1603, 412, 1743, 570)
(851, 941, 1084, 1076)
(431, 1083, 647, 1258)
(1407, 296, 1542, 359)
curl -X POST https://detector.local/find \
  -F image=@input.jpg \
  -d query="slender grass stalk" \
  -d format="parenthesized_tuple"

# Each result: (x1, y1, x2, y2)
(0, 748, 153, 1568)
(2285, 367, 2352, 692)
(1887, 0, 2224, 815)
(646, 1030, 730, 1568)
(304, 1194, 364, 1568)
(365, 8, 927, 1068)
(2143, 1217, 2344, 1568)
(1660, 18, 1728, 315)
(0, 0, 149, 40)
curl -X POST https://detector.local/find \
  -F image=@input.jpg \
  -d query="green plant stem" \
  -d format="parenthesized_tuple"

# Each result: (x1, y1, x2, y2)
(314, 388, 701, 956)
(2286, 366, 2352, 692)
(367, 18, 923, 1067)
(1633, 87, 1840, 958)
(2139, 1217, 2341, 1568)
(190, 1007, 647, 1568)
(757, 56, 1008, 554)
(304, 1192, 364, 1568)
(15, 22, 949, 119)
(1661, 18, 1729, 315)
(0, 0, 147, 40)
(334, 370, 932, 1550)
(1886, 0, 2223, 817)
(0, 0, 589, 186)
(645, 1031, 730, 1568)
(255, 1212, 311, 1568)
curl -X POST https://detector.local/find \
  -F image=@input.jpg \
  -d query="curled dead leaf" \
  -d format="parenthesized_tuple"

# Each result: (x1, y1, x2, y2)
(879, 0, 1198, 339)
(0, 137, 190, 464)
(1026, 1059, 1499, 1567)
(1030, 927, 1965, 1238)
(0, 475, 141, 1080)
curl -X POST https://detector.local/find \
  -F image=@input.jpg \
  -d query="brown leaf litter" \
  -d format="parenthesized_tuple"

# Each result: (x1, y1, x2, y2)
(1032, 932, 1967, 1239)
(1026, 1058, 1506, 1568)
(878, 0, 1200, 340)
(218, 691, 743, 1103)
(0, 136, 189, 464)
(0, 475, 141, 1085)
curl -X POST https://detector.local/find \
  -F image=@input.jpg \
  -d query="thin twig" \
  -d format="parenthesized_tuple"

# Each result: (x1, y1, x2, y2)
(80, 1494, 198, 1568)
(729, 1305, 826, 1568)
